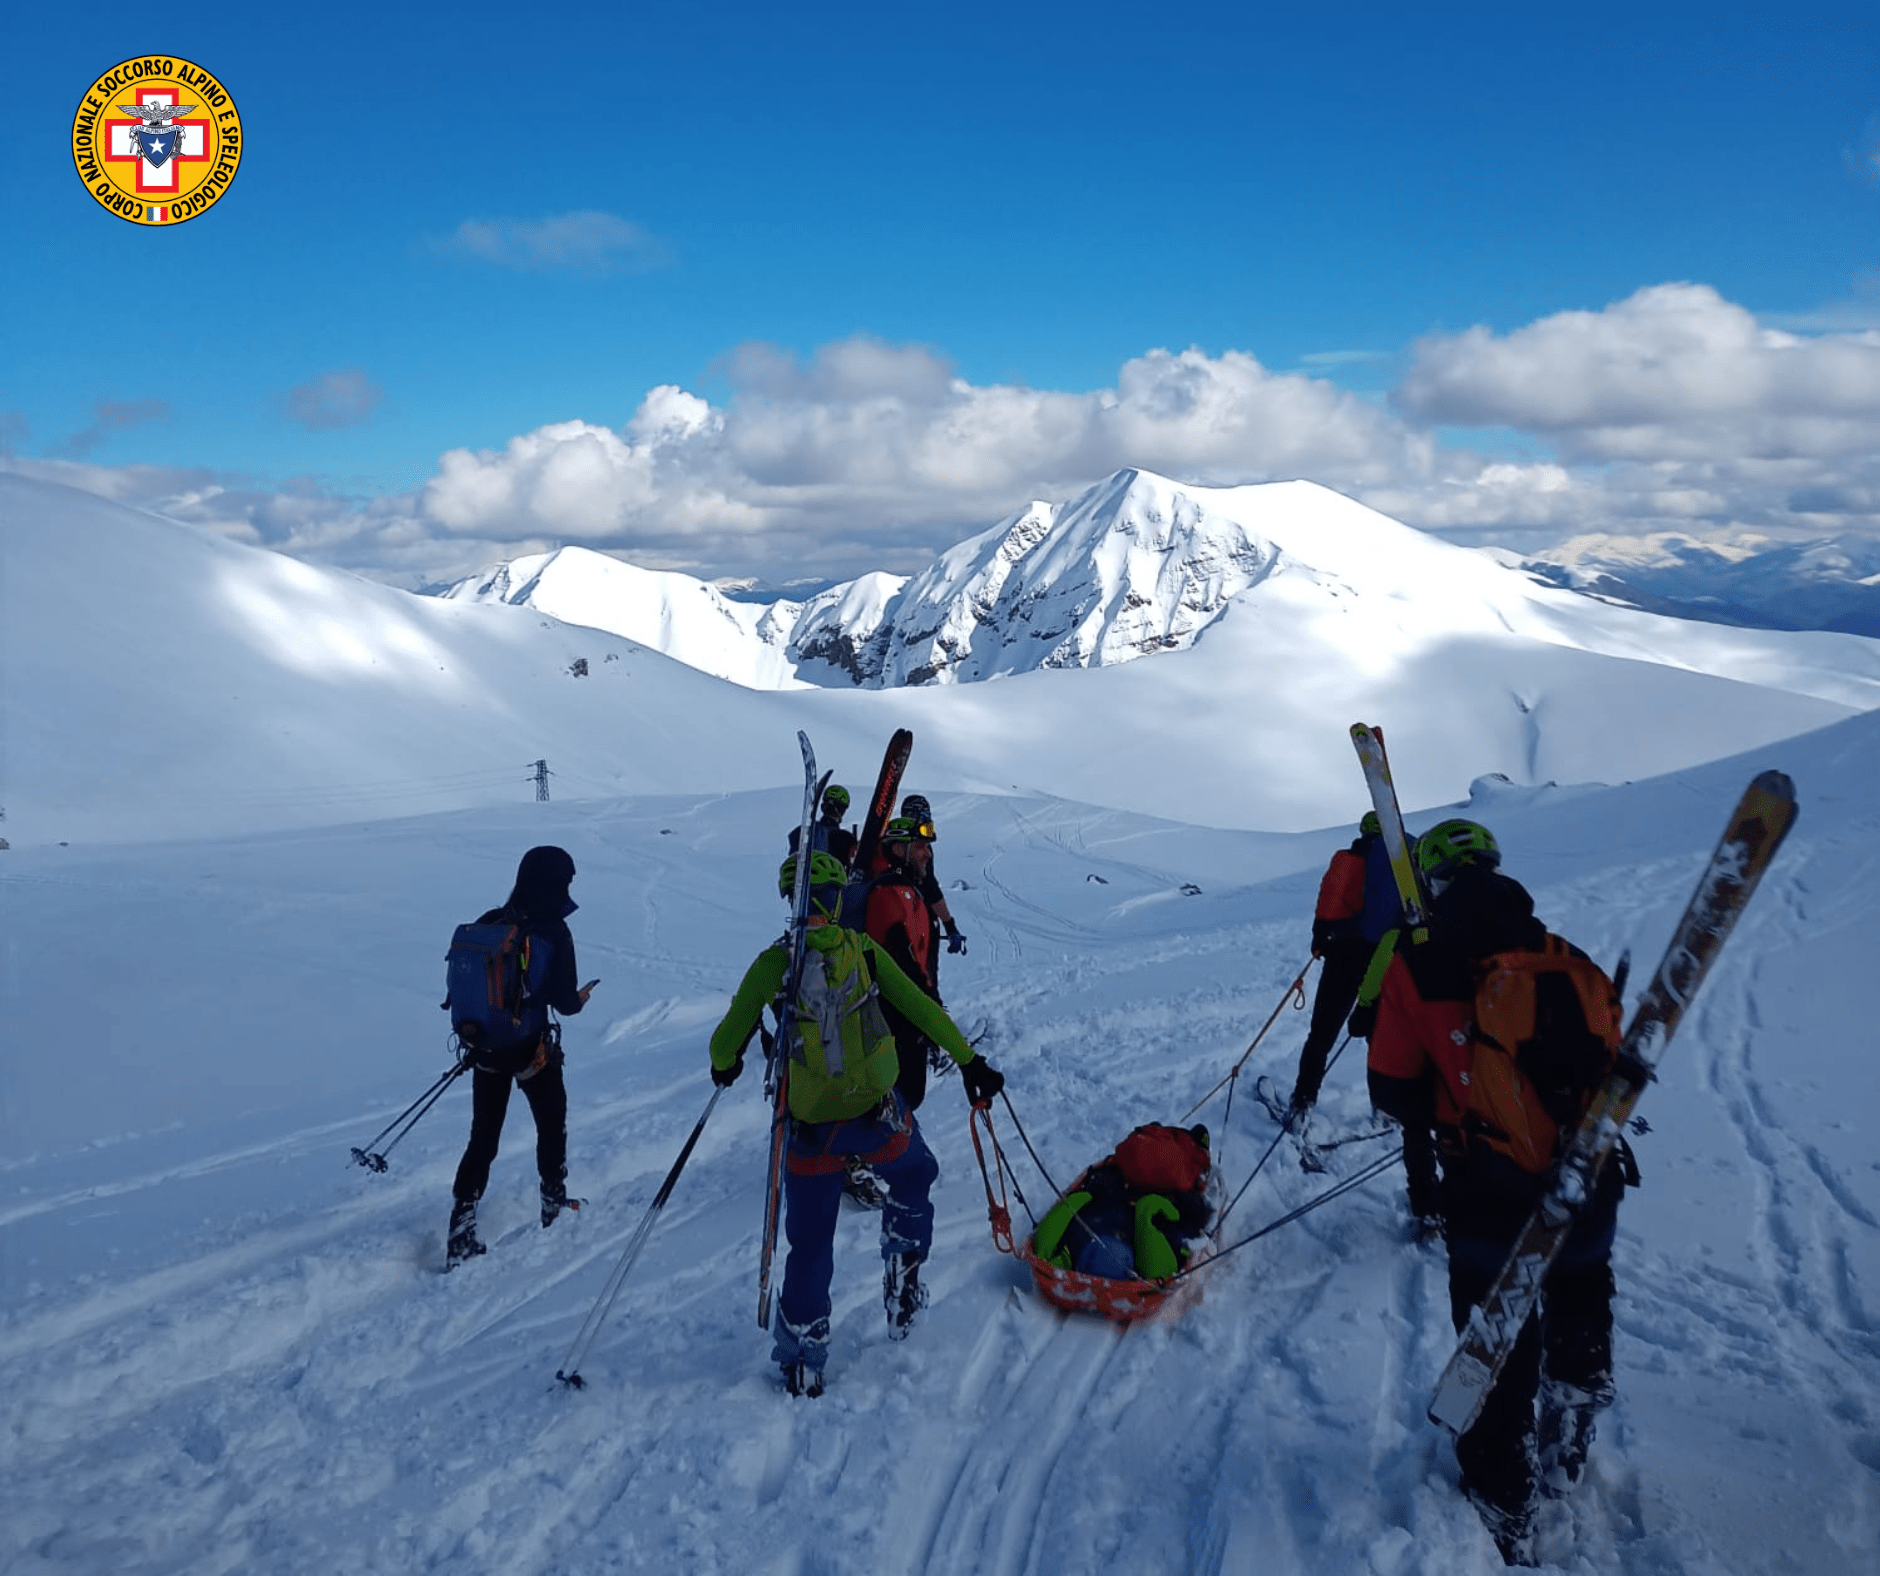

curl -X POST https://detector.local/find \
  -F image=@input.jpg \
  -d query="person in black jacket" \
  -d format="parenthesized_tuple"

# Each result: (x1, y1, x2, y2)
(447, 846, 592, 1268)
(1367, 819, 1623, 1566)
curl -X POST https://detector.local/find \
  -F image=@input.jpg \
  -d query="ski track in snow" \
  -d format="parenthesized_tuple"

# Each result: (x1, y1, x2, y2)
(6, 769, 1879, 1575)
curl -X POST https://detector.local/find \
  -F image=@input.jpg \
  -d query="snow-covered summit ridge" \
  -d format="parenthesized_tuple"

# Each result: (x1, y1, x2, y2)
(440, 467, 1880, 712)
(432, 467, 1523, 685)
(437, 546, 815, 690)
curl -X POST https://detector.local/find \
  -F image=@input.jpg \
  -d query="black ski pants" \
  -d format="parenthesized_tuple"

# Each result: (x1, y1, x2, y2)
(1445, 1244, 1615, 1516)
(1293, 940, 1370, 1106)
(452, 1051, 568, 1204)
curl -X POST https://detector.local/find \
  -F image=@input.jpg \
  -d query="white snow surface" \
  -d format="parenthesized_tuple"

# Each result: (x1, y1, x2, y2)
(2, 472, 1877, 1574)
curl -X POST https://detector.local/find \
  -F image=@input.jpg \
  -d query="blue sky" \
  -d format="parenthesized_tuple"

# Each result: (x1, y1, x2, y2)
(5, 2, 1878, 585)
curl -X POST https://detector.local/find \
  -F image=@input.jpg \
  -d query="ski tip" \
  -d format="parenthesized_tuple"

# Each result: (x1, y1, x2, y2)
(1744, 771, 1789, 819)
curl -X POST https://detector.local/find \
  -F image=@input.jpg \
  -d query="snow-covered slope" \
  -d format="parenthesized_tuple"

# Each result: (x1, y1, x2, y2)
(437, 546, 813, 689)
(1, 471, 1872, 843)
(1, 706, 1873, 1575)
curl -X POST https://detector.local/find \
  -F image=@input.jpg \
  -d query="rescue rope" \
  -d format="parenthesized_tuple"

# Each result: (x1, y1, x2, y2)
(1180, 960, 1315, 1125)
(997, 1089, 1061, 1201)
(1185, 1146, 1403, 1277)
(967, 1102, 1020, 1254)
(1213, 1122, 1292, 1233)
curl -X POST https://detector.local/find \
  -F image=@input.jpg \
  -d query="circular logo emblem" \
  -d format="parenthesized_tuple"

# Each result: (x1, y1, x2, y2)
(71, 55, 242, 226)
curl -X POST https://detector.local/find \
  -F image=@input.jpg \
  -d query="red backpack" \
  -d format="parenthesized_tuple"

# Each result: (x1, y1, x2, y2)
(1111, 1123, 1211, 1194)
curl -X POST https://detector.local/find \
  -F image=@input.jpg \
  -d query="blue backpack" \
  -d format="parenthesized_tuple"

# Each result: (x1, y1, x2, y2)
(444, 917, 553, 1061)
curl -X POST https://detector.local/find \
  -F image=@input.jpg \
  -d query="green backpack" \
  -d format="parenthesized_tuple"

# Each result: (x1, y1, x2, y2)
(784, 928, 900, 1124)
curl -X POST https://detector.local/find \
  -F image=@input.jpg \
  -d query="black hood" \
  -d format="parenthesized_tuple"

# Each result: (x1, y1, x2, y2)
(507, 845, 578, 920)
(1430, 864, 1543, 959)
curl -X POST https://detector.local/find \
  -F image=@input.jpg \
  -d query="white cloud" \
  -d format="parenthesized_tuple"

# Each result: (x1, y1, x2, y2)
(1394, 283, 1880, 461)
(438, 211, 673, 274)
(417, 337, 1423, 573)
(19, 287, 1880, 588)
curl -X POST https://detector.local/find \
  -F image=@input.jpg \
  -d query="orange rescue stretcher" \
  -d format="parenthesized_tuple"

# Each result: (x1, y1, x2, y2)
(969, 1105, 1211, 1326)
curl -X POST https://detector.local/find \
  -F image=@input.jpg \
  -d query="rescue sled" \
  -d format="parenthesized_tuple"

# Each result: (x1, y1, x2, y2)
(1017, 1214, 1209, 1324)
(971, 1107, 1215, 1326)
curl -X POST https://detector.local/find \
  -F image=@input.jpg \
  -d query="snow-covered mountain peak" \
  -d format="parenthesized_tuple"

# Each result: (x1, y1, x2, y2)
(431, 468, 1880, 705)
(861, 468, 1301, 683)
(439, 542, 812, 689)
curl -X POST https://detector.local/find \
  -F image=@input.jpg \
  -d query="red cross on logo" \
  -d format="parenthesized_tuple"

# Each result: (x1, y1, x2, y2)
(103, 90, 212, 194)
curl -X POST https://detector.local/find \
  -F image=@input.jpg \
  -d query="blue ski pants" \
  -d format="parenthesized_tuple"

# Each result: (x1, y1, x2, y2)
(772, 1113, 939, 1374)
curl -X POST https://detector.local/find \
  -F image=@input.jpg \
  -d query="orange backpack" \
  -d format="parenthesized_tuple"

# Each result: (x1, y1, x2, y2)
(1460, 936, 1621, 1173)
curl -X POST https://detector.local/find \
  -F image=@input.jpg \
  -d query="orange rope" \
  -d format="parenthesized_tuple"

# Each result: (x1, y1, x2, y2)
(968, 1103, 1017, 1256)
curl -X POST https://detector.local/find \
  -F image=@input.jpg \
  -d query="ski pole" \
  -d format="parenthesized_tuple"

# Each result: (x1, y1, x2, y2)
(1180, 961, 1315, 1123)
(557, 1087, 723, 1390)
(350, 1060, 469, 1173)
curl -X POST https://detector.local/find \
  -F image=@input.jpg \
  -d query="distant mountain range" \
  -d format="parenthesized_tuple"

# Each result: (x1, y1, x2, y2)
(1486, 534, 1880, 638)
(437, 468, 1880, 705)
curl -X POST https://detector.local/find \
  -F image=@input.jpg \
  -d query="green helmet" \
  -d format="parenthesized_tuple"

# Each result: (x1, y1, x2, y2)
(1360, 810, 1382, 837)
(1414, 819, 1500, 882)
(882, 814, 930, 844)
(778, 850, 850, 916)
(821, 784, 850, 815)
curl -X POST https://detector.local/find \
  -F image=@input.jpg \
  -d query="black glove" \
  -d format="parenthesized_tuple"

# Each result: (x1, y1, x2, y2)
(960, 1055, 1004, 1105)
(1311, 919, 1335, 956)
(945, 924, 967, 955)
(711, 1054, 744, 1089)
(1347, 1001, 1377, 1041)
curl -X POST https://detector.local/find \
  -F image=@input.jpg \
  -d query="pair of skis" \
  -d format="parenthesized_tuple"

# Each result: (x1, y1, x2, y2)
(755, 726, 914, 1329)
(1349, 723, 1799, 1434)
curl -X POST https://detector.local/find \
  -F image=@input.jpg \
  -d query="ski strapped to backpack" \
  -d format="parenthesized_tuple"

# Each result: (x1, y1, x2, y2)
(1460, 936, 1623, 1175)
(1428, 769, 1798, 1435)
(757, 733, 829, 1329)
(1351, 723, 1429, 942)
(851, 727, 913, 883)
